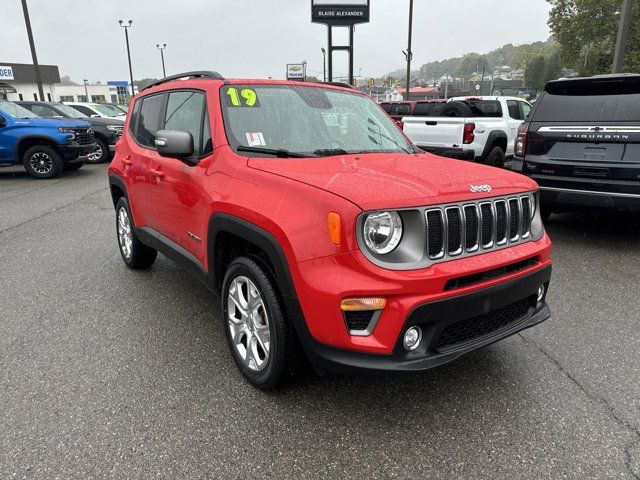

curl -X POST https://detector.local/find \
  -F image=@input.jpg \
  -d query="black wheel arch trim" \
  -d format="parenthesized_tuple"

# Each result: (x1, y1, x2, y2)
(480, 131, 508, 160)
(14, 134, 62, 158)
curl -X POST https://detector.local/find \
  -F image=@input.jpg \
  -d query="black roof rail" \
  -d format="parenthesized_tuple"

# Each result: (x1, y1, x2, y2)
(314, 81, 358, 90)
(142, 71, 224, 91)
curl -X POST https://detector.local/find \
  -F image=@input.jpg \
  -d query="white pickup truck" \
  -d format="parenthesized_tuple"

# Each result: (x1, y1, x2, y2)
(401, 96, 531, 167)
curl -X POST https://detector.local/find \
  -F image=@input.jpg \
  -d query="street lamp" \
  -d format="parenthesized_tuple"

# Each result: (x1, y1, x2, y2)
(404, 0, 414, 100)
(83, 79, 89, 102)
(321, 47, 326, 83)
(156, 43, 167, 78)
(118, 20, 135, 97)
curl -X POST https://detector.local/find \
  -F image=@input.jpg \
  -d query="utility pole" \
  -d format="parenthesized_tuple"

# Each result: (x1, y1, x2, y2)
(613, 0, 633, 73)
(21, 0, 44, 101)
(156, 43, 167, 77)
(480, 63, 486, 96)
(119, 20, 135, 97)
(321, 47, 326, 82)
(83, 79, 89, 102)
(403, 0, 414, 100)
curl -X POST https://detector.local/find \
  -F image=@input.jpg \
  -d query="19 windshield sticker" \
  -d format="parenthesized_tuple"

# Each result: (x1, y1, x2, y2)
(224, 87, 260, 107)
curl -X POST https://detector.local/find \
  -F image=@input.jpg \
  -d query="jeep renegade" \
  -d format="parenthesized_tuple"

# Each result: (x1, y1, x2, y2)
(108, 72, 552, 390)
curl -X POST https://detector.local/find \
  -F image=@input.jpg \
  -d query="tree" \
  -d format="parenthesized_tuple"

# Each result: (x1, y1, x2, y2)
(60, 75, 77, 85)
(134, 78, 160, 90)
(525, 56, 548, 90)
(543, 53, 563, 83)
(548, 0, 640, 75)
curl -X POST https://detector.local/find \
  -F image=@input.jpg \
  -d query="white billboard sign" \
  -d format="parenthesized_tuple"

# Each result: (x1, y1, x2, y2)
(0, 66, 15, 81)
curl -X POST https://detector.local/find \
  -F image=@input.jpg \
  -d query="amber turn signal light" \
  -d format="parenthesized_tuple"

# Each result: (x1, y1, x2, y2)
(340, 297, 387, 311)
(328, 212, 341, 245)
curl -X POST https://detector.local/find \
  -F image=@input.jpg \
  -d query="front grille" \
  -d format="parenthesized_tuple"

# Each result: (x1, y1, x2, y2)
(425, 194, 535, 265)
(72, 128, 95, 145)
(435, 296, 534, 351)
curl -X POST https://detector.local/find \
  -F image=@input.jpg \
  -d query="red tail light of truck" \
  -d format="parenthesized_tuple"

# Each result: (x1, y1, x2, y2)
(463, 123, 475, 144)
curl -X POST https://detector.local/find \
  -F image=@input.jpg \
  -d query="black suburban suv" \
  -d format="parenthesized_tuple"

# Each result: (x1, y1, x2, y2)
(17, 101, 124, 164)
(513, 74, 640, 219)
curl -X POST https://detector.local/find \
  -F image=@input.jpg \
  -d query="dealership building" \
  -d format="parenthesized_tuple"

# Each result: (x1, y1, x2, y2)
(0, 62, 133, 104)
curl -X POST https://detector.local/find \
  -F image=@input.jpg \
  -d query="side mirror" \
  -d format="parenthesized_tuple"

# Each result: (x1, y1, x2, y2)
(155, 130, 194, 160)
(0, 116, 6, 128)
(91, 114, 100, 118)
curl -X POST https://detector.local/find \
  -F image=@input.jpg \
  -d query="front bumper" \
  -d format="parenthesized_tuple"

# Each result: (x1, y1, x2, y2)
(304, 265, 551, 374)
(59, 141, 98, 161)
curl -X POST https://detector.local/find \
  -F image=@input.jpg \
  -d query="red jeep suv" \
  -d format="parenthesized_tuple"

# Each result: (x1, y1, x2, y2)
(108, 71, 552, 390)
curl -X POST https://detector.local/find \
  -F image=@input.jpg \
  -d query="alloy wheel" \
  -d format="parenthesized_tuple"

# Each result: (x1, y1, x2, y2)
(29, 152, 53, 174)
(227, 276, 271, 372)
(88, 144, 102, 162)
(117, 207, 133, 260)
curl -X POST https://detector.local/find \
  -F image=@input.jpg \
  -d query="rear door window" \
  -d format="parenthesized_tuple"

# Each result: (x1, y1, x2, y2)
(507, 100, 522, 120)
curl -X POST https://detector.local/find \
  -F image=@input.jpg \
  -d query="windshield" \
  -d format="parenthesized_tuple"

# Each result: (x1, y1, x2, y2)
(92, 104, 125, 116)
(55, 103, 88, 118)
(220, 85, 416, 157)
(0, 101, 38, 119)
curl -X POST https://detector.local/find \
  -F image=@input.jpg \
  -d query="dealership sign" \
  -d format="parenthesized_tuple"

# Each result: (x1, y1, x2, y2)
(0, 66, 14, 81)
(311, 0, 370, 25)
(286, 64, 305, 81)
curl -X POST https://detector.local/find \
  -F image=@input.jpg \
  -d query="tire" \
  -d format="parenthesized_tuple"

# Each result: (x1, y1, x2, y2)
(484, 146, 505, 168)
(86, 137, 109, 164)
(222, 256, 302, 390)
(440, 101, 473, 118)
(65, 161, 84, 171)
(540, 205, 553, 223)
(23, 145, 64, 179)
(115, 197, 157, 269)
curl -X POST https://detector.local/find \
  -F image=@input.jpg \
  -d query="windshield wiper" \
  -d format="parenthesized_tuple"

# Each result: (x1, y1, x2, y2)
(313, 148, 350, 157)
(236, 145, 315, 158)
(367, 118, 416, 154)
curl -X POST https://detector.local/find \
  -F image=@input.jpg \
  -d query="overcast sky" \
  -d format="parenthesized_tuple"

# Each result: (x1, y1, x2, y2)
(2, 0, 551, 83)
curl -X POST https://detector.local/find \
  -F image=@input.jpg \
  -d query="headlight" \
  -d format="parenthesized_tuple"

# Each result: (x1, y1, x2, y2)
(530, 191, 544, 241)
(363, 211, 403, 254)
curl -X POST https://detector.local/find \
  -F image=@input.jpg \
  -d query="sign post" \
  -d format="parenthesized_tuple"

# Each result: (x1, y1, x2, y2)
(311, 0, 370, 85)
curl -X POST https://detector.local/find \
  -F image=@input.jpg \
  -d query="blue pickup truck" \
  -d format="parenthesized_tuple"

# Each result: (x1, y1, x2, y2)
(0, 100, 97, 179)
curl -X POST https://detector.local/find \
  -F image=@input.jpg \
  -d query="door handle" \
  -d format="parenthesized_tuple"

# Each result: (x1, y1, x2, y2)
(150, 168, 165, 179)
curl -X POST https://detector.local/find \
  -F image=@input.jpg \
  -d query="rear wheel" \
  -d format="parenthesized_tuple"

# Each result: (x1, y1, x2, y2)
(484, 146, 505, 168)
(222, 256, 302, 390)
(115, 197, 157, 269)
(23, 145, 64, 179)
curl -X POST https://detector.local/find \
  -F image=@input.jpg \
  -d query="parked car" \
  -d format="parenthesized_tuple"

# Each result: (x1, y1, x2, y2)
(109, 72, 552, 390)
(0, 100, 96, 178)
(65, 102, 127, 120)
(402, 96, 532, 167)
(17, 101, 124, 164)
(380, 101, 415, 125)
(514, 74, 640, 220)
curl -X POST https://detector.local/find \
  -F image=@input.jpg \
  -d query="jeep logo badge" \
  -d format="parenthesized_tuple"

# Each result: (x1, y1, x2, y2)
(470, 184, 492, 193)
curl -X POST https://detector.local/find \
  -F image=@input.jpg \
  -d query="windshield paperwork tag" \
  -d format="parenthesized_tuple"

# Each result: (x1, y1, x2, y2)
(246, 132, 266, 147)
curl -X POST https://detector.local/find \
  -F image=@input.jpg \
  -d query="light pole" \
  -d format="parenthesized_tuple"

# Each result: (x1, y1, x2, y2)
(156, 43, 167, 78)
(403, 0, 414, 101)
(613, 0, 633, 73)
(118, 20, 135, 97)
(83, 79, 89, 102)
(302, 60, 307, 82)
(20, 0, 44, 100)
(321, 47, 326, 83)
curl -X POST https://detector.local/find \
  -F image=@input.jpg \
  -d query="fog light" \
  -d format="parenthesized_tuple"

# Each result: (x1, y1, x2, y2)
(403, 326, 422, 351)
(537, 285, 545, 302)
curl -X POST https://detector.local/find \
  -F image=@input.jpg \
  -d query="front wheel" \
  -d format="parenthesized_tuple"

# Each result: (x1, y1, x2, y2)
(86, 138, 109, 164)
(23, 145, 64, 179)
(222, 256, 302, 390)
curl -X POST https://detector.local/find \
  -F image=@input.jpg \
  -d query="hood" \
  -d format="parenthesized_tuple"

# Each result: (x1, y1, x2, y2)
(248, 153, 538, 210)
(13, 117, 92, 129)
(70, 116, 125, 127)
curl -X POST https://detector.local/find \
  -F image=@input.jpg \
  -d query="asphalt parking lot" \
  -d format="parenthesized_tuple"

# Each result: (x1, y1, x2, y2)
(1, 163, 640, 479)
